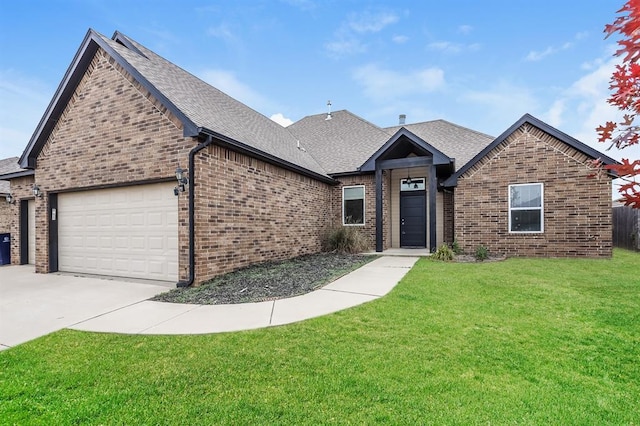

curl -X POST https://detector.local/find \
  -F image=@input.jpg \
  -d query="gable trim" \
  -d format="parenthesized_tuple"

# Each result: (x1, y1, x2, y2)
(443, 113, 621, 187)
(19, 29, 199, 169)
(360, 127, 452, 172)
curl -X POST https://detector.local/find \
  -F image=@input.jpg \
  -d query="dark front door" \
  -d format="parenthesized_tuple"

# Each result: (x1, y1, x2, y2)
(400, 191, 426, 247)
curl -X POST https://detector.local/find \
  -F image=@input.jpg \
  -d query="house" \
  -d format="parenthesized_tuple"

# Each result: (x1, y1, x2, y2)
(0, 29, 619, 285)
(0, 157, 28, 235)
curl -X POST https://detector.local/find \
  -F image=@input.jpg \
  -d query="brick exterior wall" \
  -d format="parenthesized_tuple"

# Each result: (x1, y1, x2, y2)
(8, 175, 35, 265)
(15, 48, 193, 275)
(0, 200, 10, 234)
(192, 144, 333, 282)
(454, 123, 612, 258)
(442, 190, 454, 245)
(7, 46, 344, 284)
(330, 172, 390, 251)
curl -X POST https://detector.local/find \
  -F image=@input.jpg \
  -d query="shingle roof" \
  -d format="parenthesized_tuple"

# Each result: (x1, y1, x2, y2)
(0, 157, 24, 194)
(288, 110, 392, 174)
(289, 113, 495, 174)
(385, 120, 494, 171)
(98, 32, 329, 178)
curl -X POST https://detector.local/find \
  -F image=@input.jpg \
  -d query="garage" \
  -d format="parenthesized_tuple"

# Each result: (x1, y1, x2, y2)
(57, 182, 178, 282)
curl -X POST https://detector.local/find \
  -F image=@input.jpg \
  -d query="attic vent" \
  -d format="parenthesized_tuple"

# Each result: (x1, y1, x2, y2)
(399, 114, 406, 125)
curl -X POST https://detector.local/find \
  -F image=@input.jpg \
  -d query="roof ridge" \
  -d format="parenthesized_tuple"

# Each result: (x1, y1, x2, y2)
(107, 31, 330, 178)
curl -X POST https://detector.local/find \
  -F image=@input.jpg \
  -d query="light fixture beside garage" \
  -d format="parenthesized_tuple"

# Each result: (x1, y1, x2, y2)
(174, 166, 189, 196)
(32, 185, 43, 198)
(5, 193, 15, 204)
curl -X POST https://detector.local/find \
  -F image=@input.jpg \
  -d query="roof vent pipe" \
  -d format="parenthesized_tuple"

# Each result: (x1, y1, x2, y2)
(399, 114, 406, 125)
(325, 100, 332, 120)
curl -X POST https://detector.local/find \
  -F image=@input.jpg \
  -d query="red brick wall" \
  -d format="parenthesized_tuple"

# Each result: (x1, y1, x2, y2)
(26, 48, 193, 275)
(7, 176, 35, 264)
(192, 144, 333, 282)
(443, 190, 454, 245)
(330, 172, 390, 251)
(454, 123, 612, 257)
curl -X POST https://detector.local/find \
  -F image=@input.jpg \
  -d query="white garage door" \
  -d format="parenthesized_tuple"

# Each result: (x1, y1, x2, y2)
(27, 199, 35, 265)
(58, 182, 178, 281)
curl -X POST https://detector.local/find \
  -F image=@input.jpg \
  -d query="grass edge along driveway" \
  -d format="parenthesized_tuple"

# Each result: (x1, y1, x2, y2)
(1, 250, 639, 424)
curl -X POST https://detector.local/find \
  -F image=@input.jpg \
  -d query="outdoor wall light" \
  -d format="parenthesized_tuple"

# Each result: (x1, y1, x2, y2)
(5, 193, 15, 204)
(174, 167, 189, 196)
(32, 184, 43, 198)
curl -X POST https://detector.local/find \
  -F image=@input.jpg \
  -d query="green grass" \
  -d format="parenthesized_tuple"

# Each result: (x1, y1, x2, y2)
(1, 250, 639, 425)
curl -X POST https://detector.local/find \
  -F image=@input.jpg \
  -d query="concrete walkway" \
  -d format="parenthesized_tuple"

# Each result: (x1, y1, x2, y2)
(70, 256, 418, 335)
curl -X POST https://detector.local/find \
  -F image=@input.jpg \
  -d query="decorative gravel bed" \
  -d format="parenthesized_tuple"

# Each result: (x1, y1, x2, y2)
(151, 253, 377, 305)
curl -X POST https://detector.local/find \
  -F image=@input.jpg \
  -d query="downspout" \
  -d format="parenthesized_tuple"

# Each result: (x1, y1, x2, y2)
(177, 134, 214, 287)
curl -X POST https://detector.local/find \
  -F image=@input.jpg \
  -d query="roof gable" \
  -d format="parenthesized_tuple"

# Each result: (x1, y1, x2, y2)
(19, 29, 331, 181)
(360, 127, 453, 172)
(385, 119, 494, 171)
(288, 110, 392, 174)
(443, 113, 620, 187)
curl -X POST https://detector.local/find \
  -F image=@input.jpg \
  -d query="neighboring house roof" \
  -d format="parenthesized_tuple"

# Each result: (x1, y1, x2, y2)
(288, 110, 392, 175)
(0, 157, 31, 194)
(385, 120, 494, 172)
(443, 113, 621, 187)
(19, 29, 332, 182)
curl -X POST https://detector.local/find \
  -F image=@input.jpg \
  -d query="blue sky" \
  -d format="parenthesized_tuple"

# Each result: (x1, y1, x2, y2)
(1, 0, 638, 167)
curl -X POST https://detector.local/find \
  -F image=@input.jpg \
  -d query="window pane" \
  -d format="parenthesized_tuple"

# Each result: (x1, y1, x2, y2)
(511, 210, 541, 232)
(344, 186, 364, 200)
(510, 184, 541, 208)
(344, 199, 364, 224)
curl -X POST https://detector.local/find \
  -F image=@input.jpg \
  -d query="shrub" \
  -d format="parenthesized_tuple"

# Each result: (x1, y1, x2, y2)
(322, 226, 369, 254)
(451, 240, 462, 255)
(475, 245, 489, 261)
(432, 244, 455, 261)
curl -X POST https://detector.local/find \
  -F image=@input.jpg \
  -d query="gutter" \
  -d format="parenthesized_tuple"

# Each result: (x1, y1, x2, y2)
(176, 135, 215, 288)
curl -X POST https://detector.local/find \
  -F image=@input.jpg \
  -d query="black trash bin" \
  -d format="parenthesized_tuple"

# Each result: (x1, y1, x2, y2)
(0, 233, 10, 265)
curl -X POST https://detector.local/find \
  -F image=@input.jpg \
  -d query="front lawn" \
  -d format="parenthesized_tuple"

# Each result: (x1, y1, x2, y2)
(1, 250, 639, 424)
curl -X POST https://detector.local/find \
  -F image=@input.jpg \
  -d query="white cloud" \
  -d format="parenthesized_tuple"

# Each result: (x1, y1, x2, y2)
(352, 64, 445, 101)
(392, 34, 409, 44)
(0, 70, 51, 158)
(270, 113, 293, 127)
(325, 39, 366, 56)
(347, 11, 398, 33)
(207, 23, 236, 42)
(525, 32, 588, 62)
(461, 81, 539, 127)
(458, 25, 473, 35)
(199, 69, 270, 110)
(325, 9, 399, 57)
(428, 41, 480, 54)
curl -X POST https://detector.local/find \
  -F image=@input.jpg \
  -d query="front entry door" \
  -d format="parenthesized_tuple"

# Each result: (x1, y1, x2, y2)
(400, 191, 426, 247)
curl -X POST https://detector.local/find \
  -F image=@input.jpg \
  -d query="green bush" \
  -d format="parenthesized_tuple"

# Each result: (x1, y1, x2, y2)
(475, 245, 489, 261)
(322, 226, 370, 254)
(451, 240, 462, 255)
(432, 244, 455, 261)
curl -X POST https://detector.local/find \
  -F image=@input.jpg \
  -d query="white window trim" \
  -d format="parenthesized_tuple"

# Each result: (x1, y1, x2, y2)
(342, 185, 365, 226)
(508, 183, 544, 234)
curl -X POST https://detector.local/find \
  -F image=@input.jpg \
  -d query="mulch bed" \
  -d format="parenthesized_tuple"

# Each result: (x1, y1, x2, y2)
(151, 253, 377, 305)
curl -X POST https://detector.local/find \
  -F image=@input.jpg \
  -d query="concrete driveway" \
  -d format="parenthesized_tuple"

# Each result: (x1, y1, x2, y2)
(0, 265, 170, 351)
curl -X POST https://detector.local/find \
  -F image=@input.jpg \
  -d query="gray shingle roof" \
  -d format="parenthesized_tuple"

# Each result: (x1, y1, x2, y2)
(0, 157, 23, 194)
(289, 113, 495, 174)
(385, 120, 494, 171)
(97, 32, 329, 178)
(288, 110, 392, 174)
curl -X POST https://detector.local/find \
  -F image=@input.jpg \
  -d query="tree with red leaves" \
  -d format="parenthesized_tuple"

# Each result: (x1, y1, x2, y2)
(597, 0, 640, 208)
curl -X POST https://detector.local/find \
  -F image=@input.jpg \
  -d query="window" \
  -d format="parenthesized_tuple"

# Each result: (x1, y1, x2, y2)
(509, 183, 543, 233)
(343, 186, 365, 225)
